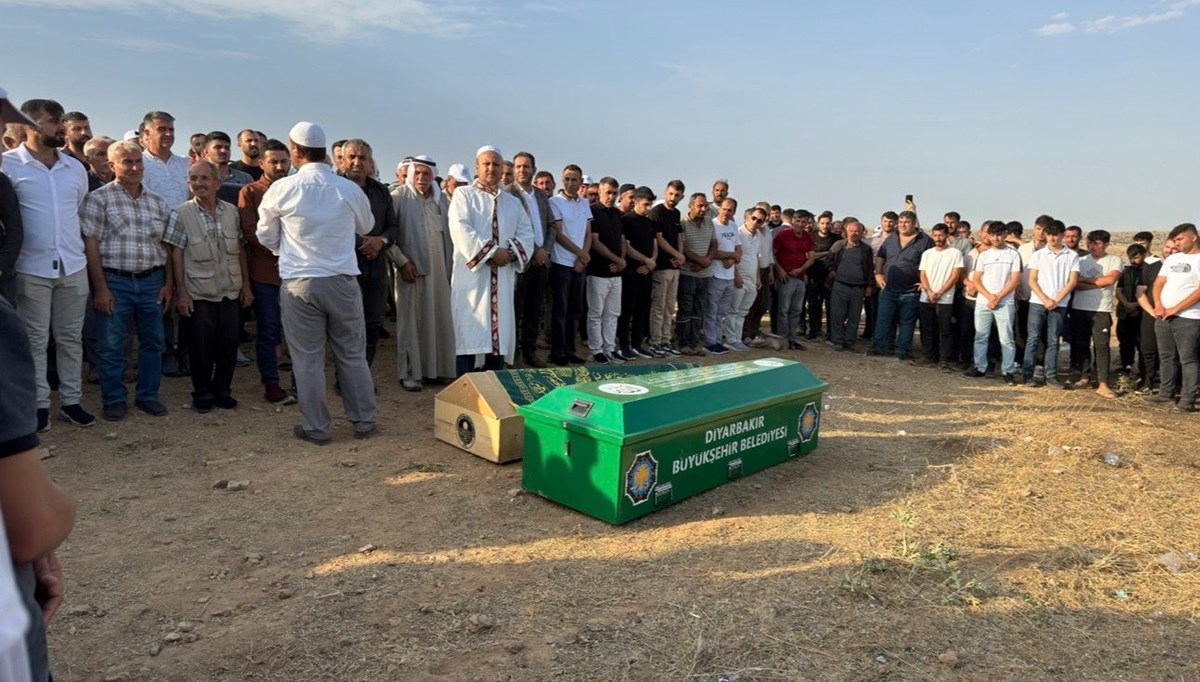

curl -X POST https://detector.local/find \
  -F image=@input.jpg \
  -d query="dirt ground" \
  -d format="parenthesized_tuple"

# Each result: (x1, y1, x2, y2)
(35, 309, 1199, 682)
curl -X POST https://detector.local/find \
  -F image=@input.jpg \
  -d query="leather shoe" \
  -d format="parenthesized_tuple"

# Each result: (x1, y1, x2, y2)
(523, 354, 547, 368)
(135, 400, 168, 417)
(293, 424, 331, 446)
(102, 403, 127, 421)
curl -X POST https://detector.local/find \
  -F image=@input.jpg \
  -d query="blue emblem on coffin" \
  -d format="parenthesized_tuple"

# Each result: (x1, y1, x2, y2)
(625, 451, 658, 505)
(798, 402, 819, 443)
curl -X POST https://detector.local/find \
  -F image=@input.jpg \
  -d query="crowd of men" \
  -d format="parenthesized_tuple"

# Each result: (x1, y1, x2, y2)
(2, 90, 1200, 680)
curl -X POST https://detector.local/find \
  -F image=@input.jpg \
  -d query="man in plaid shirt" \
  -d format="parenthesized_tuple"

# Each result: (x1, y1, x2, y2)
(80, 140, 173, 421)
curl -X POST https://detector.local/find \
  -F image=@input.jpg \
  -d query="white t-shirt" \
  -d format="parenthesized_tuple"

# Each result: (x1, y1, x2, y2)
(1016, 241, 1043, 301)
(918, 246, 964, 304)
(973, 246, 1022, 306)
(1072, 253, 1123, 312)
(548, 194, 591, 267)
(711, 218, 739, 280)
(1159, 251, 1200, 320)
(962, 248, 981, 301)
(1028, 246, 1080, 306)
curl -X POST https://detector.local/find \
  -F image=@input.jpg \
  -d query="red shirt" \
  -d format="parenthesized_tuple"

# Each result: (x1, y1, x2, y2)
(238, 176, 280, 286)
(773, 228, 814, 273)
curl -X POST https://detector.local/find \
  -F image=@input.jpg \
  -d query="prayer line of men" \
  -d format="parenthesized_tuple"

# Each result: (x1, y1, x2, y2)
(4, 105, 1198, 440)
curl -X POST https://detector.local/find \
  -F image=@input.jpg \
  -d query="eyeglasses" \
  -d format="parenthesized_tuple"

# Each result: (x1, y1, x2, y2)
(749, 216, 764, 223)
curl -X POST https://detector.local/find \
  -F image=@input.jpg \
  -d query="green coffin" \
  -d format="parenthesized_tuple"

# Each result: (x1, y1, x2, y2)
(518, 358, 829, 524)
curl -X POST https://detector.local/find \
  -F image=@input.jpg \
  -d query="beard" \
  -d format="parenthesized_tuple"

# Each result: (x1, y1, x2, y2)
(39, 131, 66, 148)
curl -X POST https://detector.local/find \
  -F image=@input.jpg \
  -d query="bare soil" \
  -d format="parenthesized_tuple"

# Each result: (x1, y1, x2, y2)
(41, 321, 1200, 681)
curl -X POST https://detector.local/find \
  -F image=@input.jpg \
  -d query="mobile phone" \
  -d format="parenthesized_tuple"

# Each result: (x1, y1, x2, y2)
(904, 194, 913, 203)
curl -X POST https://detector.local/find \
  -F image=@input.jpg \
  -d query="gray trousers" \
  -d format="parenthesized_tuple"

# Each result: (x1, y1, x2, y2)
(1157, 316, 1200, 406)
(282, 276, 376, 437)
(777, 275, 807, 342)
(16, 268, 89, 409)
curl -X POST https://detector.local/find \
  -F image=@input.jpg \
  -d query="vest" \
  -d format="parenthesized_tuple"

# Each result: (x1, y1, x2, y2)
(175, 200, 242, 302)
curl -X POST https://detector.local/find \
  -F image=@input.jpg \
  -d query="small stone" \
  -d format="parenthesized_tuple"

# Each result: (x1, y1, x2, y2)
(358, 543, 378, 554)
(163, 632, 183, 643)
(275, 406, 282, 413)
(417, 604, 433, 614)
(466, 613, 494, 632)
(212, 480, 229, 490)
(1022, 436, 1033, 443)
(276, 589, 294, 600)
(938, 651, 960, 668)
(105, 432, 118, 440)
(148, 642, 162, 656)
(176, 621, 195, 632)
(340, 459, 359, 467)
(710, 507, 724, 517)
(225, 480, 250, 491)
(507, 488, 523, 498)
(896, 430, 907, 436)
(1157, 552, 1187, 574)
(38, 447, 53, 460)
(504, 640, 525, 654)
(196, 596, 211, 604)
(387, 617, 404, 627)
(245, 553, 264, 564)
(67, 604, 93, 616)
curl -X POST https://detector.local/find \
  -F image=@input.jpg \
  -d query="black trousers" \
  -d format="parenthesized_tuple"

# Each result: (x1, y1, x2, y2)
(806, 277, 830, 337)
(954, 293, 975, 365)
(358, 272, 388, 366)
(1139, 312, 1160, 387)
(516, 263, 549, 358)
(919, 302, 955, 363)
(1070, 309, 1112, 381)
(617, 271, 652, 350)
(1116, 312, 1142, 373)
(189, 297, 239, 405)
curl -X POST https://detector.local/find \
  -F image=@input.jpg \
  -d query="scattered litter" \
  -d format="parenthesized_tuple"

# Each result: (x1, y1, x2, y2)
(875, 654, 889, 664)
(1114, 589, 1129, 601)
(896, 430, 907, 436)
(1104, 453, 1121, 467)
(105, 432, 118, 440)
(212, 480, 250, 491)
(358, 544, 378, 554)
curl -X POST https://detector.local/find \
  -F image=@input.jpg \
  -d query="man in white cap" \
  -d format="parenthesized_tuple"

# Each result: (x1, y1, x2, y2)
(257, 122, 376, 444)
(388, 155, 456, 390)
(448, 145, 534, 375)
(443, 163, 469, 198)
(2, 97, 95, 431)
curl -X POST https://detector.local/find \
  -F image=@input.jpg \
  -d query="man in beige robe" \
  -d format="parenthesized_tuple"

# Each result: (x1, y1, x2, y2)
(388, 155, 456, 390)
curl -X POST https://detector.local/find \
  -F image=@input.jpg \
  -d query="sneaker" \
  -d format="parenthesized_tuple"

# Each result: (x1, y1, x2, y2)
(1149, 393, 1176, 404)
(1045, 378, 1067, 389)
(631, 346, 654, 359)
(1013, 374, 1027, 385)
(963, 368, 986, 378)
(727, 341, 749, 351)
(1174, 403, 1196, 413)
(235, 349, 251, 367)
(608, 352, 626, 364)
(135, 400, 168, 417)
(1033, 365, 1046, 383)
(788, 340, 807, 351)
(293, 424, 331, 446)
(1134, 386, 1153, 396)
(648, 344, 666, 358)
(102, 403, 127, 421)
(265, 383, 289, 403)
(214, 395, 239, 410)
(58, 404, 95, 427)
(613, 348, 634, 362)
(592, 353, 610, 364)
(665, 346, 682, 357)
(705, 343, 729, 355)
(1004, 373, 1017, 386)
(1031, 376, 1045, 388)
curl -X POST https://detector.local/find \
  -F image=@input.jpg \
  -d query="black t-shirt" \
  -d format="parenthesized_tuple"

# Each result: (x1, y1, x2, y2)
(230, 160, 263, 181)
(1141, 260, 1164, 307)
(622, 212, 656, 272)
(649, 204, 681, 270)
(588, 204, 625, 278)
(809, 231, 839, 281)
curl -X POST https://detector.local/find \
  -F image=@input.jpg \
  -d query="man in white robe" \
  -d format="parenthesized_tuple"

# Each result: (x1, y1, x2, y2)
(388, 155, 456, 390)
(448, 146, 534, 375)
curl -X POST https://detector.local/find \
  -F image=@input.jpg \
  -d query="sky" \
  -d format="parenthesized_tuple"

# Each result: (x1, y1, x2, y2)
(1, 0, 1196, 230)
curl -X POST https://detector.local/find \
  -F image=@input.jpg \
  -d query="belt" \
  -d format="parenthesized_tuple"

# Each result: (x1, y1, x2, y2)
(103, 265, 164, 279)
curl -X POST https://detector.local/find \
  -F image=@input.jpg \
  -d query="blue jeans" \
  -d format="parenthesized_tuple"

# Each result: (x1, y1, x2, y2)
(1023, 303, 1066, 379)
(874, 287, 919, 356)
(251, 280, 282, 385)
(974, 301, 1016, 375)
(95, 269, 165, 406)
